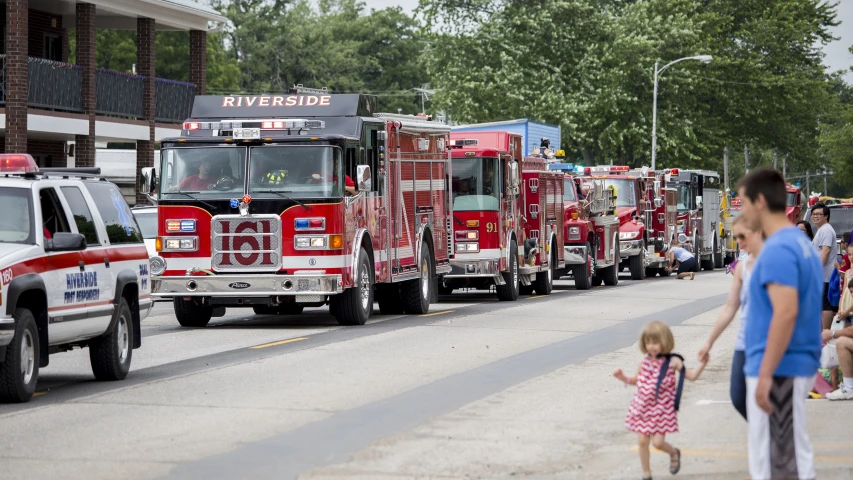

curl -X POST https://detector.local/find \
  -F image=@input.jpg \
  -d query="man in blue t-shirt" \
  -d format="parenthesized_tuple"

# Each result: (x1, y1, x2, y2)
(737, 168, 821, 480)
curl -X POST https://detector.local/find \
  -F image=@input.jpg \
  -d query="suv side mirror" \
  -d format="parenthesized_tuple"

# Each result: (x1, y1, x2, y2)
(140, 167, 157, 195)
(356, 165, 372, 192)
(46, 232, 87, 252)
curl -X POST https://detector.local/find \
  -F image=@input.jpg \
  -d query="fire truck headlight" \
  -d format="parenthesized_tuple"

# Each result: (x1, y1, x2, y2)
(150, 256, 166, 276)
(165, 239, 181, 250)
(619, 231, 639, 240)
(456, 242, 479, 252)
(310, 237, 326, 247)
(568, 226, 581, 240)
(179, 238, 196, 250)
(296, 237, 311, 248)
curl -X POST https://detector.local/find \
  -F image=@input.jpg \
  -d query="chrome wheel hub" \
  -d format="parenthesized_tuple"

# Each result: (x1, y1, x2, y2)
(359, 268, 370, 310)
(420, 258, 429, 300)
(21, 329, 35, 385)
(117, 313, 129, 364)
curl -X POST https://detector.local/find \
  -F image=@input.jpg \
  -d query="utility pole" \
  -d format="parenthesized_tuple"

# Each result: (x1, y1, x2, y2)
(773, 150, 777, 169)
(783, 155, 787, 180)
(823, 165, 827, 194)
(744, 145, 750, 174)
(723, 146, 730, 192)
(805, 170, 810, 198)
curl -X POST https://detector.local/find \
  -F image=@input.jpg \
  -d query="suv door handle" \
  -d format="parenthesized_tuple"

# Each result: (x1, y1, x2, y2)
(104, 258, 110, 268)
(78, 261, 85, 271)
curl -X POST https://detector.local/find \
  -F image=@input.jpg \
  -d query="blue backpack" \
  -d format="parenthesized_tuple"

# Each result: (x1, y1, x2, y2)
(829, 268, 841, 307)
(654, 353, 686, 411)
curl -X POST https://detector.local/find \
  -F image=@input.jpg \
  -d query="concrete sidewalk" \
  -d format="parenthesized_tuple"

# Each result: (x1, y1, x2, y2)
(301, 302, 853, 479)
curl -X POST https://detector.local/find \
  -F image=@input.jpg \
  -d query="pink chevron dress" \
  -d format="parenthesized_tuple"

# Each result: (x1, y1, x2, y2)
(625, 355, 678, 434)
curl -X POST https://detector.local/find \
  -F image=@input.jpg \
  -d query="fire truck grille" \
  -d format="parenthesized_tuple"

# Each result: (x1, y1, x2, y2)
(211, 215, 282, 272)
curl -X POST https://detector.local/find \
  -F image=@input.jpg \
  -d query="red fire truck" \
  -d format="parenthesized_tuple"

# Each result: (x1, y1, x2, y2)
(664, 169, 724, 271)
(141, 88, 452, 326)
(786, 183, 807, 223)
(440, 132, 565, 299)
(578, 166, 677, 279)
(548, 163, 620, 289)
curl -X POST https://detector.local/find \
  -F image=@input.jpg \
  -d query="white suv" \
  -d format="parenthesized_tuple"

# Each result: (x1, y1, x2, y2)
(0, 155, 153, 403)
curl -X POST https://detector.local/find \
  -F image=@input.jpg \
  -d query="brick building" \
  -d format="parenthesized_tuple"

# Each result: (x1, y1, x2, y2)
(1, 0, 227, 204)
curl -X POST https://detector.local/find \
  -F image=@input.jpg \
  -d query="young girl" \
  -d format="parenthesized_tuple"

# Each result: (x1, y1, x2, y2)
(614, 321, 708, 480)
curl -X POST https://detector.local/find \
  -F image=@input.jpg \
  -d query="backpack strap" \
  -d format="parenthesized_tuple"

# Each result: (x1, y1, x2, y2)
(654, 353, 686, 411)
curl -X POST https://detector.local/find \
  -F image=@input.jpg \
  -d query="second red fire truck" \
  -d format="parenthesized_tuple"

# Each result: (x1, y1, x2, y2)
(440, 132, 565, 299)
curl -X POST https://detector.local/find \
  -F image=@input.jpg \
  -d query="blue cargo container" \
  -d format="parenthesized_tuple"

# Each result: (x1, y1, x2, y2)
(451, 119, 561, 158)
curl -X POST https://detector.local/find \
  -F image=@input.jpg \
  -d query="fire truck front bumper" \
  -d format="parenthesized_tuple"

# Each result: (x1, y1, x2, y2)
(445, 259, 502, 279)
(151, 274, 344, 297)
(619, 240, 643, 259)
(563, 244, 588, 265)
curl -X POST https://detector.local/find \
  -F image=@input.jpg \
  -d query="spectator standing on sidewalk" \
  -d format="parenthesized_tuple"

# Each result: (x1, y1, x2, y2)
(737, 168, 821, 480)
(811, 202, 838, 330)
(698, 214, 764, 420)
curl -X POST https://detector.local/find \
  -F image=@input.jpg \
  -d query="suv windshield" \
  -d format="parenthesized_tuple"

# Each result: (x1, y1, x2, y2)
(133, 210, 158, 239)
(0, 187, 34, 244)
(451, 157, 500, 211)
(248, 145, 342, 198)
(159, 147, 247, 198)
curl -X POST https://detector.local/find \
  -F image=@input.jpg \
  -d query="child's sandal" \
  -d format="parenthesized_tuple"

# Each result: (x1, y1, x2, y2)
(669, 448, 681, 474)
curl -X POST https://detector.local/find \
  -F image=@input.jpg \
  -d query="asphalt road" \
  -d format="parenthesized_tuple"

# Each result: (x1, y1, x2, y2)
(2, 270, 850, 479)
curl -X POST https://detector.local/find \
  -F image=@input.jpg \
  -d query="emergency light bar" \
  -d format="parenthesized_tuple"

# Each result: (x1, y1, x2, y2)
(548, 163, 575, 172)
(449, 139, 479, 148)
(0, 154, 39, 173)
(183, 119, 325, 135)
(587, 165, 630, 175)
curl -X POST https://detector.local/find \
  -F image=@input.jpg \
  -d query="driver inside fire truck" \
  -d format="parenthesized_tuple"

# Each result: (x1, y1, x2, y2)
(176, 158, 215, 191)
(451, 156, 501, 211)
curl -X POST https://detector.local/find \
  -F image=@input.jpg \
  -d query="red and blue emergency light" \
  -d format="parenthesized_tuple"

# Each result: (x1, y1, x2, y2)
(0, 154, 39, 173)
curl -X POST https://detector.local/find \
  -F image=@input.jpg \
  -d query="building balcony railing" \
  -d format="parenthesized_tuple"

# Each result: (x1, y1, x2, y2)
(0, 56, 197, 124)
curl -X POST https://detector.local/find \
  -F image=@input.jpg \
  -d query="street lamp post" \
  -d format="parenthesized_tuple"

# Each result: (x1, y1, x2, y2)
(650, 55, 713, 171)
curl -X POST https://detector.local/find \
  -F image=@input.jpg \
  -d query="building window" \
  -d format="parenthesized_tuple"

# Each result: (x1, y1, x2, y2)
(44, 35, 62, 61)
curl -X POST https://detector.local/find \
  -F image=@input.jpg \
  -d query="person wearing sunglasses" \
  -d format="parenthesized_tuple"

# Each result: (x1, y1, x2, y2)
(698, 214, 765, 420)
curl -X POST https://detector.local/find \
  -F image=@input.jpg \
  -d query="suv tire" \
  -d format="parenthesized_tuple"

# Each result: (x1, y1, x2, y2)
(0, 308, 39, 403)
(174, 298, 213, 327)
(90, 297, 133, 381)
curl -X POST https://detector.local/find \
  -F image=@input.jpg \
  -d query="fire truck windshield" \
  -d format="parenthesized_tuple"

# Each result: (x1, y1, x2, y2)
(675, 183, 691, 211)
(451, 157, 500, 211)
(787, 191, 798, 206)
(598, 178, 636, 208)
(160, 146, 247, 198)
(0, 187, 34, 244)
(248, 145, 342, 198)
(563, 178, 577, 202)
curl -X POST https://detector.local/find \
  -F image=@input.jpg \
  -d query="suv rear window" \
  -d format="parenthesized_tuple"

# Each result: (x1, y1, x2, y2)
(808, 206, 853, 240)
(83, 183, 143, 244)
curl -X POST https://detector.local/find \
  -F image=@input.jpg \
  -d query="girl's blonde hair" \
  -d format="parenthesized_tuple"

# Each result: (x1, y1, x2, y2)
(639, 321, 675, 355)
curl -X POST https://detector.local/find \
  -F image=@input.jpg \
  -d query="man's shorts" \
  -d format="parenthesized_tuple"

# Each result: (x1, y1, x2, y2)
(746, 376, 815, 480)
(822, 282, 838, 312)
(677, 257, 696, 274)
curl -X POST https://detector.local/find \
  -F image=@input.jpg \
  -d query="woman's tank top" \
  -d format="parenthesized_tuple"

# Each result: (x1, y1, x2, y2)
(735, 255, 753, 352)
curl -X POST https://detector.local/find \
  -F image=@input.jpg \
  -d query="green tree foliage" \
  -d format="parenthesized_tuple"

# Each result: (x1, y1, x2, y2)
(421, 0, 841, 176)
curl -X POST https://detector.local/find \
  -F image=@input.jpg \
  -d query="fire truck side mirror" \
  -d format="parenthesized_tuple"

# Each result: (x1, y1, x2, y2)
(653, 180, 661, 198)
(654, 197, 663, 209)
(696, 196, 703, 209)
(377, 131, 387, 142)
(356, 165, 372, 192)
(140, 167, 157, 195)
(508, 161, 520, 195)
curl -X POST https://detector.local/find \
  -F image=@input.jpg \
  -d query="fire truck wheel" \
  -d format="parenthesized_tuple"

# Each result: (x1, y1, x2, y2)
(332, 247, 373, 325)
(533, 247, 554, 295)
(173, 298, 213, 328)
(629, 252, 645, 280)
(713, 236, 724, 269)
(377, 284, 405, 314)
(402, 245, 434, 314)
(0, 308, 39, 403)
(496, 241, 520, 301)
(602, 263, 619, 286)
(89, 297, 133, 381)
(573, 242, 593, 291)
